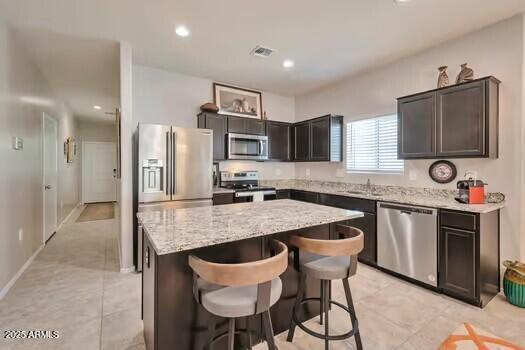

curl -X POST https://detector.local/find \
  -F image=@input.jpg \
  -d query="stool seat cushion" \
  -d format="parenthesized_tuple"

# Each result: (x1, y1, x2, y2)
(201, 278, 282, 318)
(193, 278, 224, 304)
(301, 253, 351, 280)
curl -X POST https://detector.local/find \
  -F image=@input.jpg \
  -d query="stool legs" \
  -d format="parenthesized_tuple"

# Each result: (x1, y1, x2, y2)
(227, 318, 235, 350)
(206, 316, 217, 350)
(323, 280, 330, 350)
(287, 272, 306, 342)
(246, 317, 253, 350)
(288, 275, 362, 350)
(343, 278, 363, 350)
(262, 311, 277, 350)
(320, 281, 325, 325)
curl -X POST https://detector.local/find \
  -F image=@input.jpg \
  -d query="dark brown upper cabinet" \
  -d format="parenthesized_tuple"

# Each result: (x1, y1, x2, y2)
(292, 114, 343, 162)
(397, 76, 499, 159)
(293, 121, 310, 161)
(197, 112, 227, 160)
(310, 117, 331, 161)
(398, 92, 436, 158)
(227, 116, 266, 135)
(266, 121, 291, 161)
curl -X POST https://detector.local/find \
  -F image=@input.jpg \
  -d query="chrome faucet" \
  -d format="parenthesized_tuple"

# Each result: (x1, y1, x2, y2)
(365, 178, 372, 194)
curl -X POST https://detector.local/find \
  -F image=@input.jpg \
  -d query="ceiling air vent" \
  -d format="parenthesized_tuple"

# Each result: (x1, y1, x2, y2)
(250, 45, 274, 58)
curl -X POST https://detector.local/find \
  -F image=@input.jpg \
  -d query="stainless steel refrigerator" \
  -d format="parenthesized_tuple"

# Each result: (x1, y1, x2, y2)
(133, 123, 213, 271)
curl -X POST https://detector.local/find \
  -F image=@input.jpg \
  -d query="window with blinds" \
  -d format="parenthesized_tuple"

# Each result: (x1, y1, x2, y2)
(346, 114, 404, 173)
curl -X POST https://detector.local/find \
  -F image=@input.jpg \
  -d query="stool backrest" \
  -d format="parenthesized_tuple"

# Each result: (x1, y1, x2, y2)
(188, 239, 288, 287)
(290, 225, 364, 257)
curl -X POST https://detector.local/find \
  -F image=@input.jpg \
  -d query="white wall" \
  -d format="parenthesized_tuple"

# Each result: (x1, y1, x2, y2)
(295, 16, 524, 262)
(0, 21, 79, 295)
(119, 42, 134, 272)
(132, 64, 296, 179)
(77, 120, 116, 143)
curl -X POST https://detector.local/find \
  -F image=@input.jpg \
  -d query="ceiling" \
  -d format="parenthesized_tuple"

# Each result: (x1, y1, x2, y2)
(12, 29, 120, 123)
(1, 0, 524, 101)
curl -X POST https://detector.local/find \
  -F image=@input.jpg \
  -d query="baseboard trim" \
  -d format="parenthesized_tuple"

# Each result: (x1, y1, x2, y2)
(120, 266, 136, 273)
(57, 202, 82, 230)
(0, 244, 45, 300)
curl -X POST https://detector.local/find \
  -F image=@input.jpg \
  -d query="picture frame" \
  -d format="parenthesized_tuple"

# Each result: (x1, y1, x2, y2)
(64, 137, 76, 163)
(213, 82, 263, 119)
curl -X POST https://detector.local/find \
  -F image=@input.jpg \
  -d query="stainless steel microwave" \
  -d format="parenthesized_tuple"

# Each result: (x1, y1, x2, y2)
(227, 133, 268, 160)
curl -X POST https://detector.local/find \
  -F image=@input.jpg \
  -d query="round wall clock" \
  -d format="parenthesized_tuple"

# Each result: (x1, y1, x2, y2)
(429, 160, 457, 184)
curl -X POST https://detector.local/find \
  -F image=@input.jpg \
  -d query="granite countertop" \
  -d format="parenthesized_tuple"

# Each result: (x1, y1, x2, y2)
(261, 180, 505, 214)
(137, 199, 363, 255)
(213, 187, 235, 194)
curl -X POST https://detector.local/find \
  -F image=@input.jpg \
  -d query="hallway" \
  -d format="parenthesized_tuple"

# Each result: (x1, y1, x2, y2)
(0, 206, 144, 350)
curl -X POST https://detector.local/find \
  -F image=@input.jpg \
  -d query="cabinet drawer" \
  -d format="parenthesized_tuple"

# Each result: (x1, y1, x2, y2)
(318, 193, 376, 213)
(276, 189, 291, 199)
(441, 210, 477, 231)
(290, 190, 318, 203)
(213, 193, 234, 205)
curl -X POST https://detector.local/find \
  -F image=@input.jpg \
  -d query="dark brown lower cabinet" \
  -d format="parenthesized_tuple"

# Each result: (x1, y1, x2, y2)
(142, 225, 332, 350)
(276, 189, 291, 199)
(212, 193, 234, 205)
(438, 209, 500, 307)
(290, 189, 319, 203)
(439, 226, 476, 301)
(142, 235, 156, 350)
(317, 193, 376, 265)
(349, 213, 376, 264)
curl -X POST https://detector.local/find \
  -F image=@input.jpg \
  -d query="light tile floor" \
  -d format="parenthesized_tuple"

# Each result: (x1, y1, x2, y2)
(1, 206, 524, 350)
(0, 206, 144, 350)
(255, 267, 525, 350)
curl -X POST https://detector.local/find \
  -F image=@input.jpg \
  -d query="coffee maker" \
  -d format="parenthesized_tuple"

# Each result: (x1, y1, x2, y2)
(455, 180, 486, 204)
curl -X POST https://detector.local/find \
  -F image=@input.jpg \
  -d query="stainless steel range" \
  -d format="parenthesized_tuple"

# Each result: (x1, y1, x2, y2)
(220, 171, 276, 202)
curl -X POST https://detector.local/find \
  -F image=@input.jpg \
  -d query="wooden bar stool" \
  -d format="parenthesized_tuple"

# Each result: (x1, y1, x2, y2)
(189, 239, 288, 350)
(287, 224, 364, 350)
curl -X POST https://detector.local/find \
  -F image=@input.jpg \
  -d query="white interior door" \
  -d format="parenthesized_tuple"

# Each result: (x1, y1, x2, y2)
(83, 142, 117, 203)
(43, 114, 58, 243)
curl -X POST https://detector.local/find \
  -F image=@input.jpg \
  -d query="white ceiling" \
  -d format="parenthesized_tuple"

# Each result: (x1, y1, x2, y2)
(12, 29, 120, 123)
(1, 0, 524, 101)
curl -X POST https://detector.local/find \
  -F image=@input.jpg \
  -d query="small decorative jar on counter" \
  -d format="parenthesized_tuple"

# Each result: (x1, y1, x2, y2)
(503, 260, 525, 308)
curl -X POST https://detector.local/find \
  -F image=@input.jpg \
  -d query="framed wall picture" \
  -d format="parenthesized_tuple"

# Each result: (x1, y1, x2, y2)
(64, 137, 76, 163)
(213, 83, 262, 119)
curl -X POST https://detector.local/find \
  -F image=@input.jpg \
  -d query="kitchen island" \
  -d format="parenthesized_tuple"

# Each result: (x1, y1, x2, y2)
(138, 199, 363, 350)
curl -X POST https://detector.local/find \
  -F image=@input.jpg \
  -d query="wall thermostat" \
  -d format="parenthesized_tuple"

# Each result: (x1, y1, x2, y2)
(12, 137, 23, 150)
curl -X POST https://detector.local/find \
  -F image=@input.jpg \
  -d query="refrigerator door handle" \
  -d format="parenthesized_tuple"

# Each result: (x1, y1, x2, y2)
(165, 131, 170, 195)
(172, 131, 176, 195)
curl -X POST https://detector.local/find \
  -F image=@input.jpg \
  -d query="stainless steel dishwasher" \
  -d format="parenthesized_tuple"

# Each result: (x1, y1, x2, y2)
(377, 202, 438, 287)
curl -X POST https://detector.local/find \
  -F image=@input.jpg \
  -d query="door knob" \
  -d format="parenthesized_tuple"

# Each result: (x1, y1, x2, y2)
(45, 185, 52, 190)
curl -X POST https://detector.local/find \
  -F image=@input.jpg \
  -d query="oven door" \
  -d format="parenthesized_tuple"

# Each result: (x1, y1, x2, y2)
(228, 133, 268, 160)
(234, 190, 276, 203)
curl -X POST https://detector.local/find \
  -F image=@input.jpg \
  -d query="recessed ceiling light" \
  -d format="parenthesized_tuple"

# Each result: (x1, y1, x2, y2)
(393, 0, 412, 3)
(93, 105, 102, 110)
(283, 59, 294, 69)
(175, 25, 190, 37)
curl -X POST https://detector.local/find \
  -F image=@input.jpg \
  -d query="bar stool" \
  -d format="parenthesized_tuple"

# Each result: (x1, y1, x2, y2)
(189, 239, 288, 350)
(287, 224, 364, 350)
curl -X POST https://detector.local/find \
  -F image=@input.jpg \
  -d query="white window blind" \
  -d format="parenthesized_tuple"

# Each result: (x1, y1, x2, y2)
(346, 114, 404, 173)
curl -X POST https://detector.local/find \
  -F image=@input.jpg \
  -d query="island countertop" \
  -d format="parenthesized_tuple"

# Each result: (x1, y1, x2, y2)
(137, 199, 363, 255)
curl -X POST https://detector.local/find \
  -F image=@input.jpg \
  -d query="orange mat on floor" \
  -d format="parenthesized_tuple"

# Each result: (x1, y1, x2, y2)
(439, 322, 524, 350)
